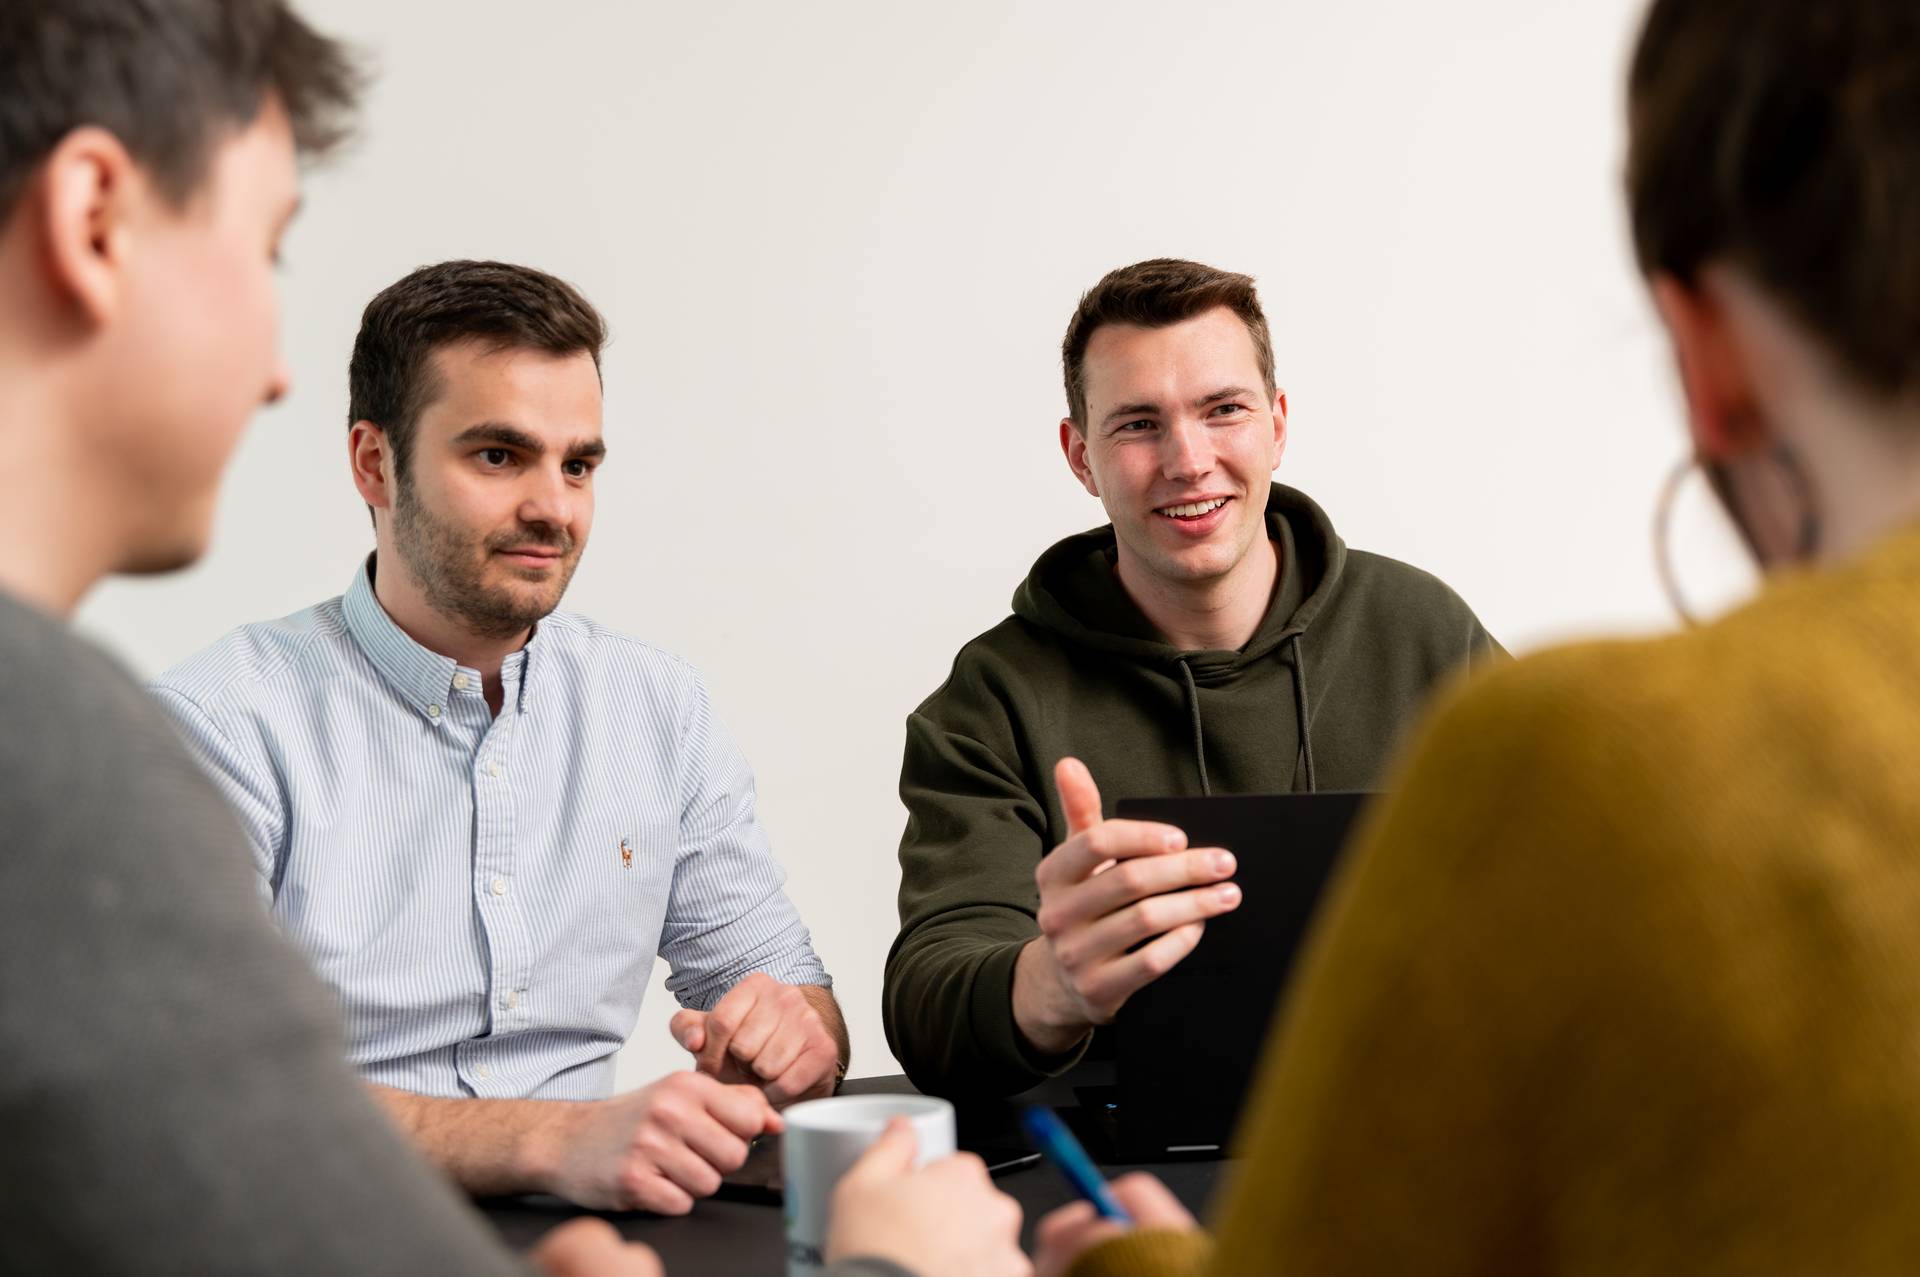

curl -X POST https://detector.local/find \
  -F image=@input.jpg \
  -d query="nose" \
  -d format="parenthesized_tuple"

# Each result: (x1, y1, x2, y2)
(263, 356, 292, 406)
(517, 463, 575, 535)
(1160, 417, 1213, 483)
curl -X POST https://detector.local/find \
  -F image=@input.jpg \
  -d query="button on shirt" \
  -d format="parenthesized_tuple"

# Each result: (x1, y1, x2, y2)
(152, 562, 829, 1101)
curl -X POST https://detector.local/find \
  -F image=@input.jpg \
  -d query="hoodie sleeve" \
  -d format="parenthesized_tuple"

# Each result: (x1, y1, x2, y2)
(884, 676, 1084, 1096)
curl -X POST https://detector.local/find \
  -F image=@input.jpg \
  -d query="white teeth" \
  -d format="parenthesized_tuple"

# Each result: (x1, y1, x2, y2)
(1158, 498, 1228, 518)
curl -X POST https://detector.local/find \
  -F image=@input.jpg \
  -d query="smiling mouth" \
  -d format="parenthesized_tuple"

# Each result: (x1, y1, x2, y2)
(1155, 497, 1230, 521)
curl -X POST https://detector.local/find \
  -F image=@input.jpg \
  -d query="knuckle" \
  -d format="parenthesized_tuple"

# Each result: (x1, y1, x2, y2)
(1082, 826, 1110, 859)
(1115, 860, 1152, 896)
(1127, 897, 1164, 935)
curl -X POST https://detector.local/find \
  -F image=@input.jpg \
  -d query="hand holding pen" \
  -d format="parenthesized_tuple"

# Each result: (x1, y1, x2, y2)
(1023, 1105, 1203, 1277)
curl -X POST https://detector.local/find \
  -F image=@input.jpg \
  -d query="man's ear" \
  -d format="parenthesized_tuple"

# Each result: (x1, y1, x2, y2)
(1650, 274, 1764, 459)
(1059, 418, 1099, 497)
(37, 126, 142, 329)
(1271, 389, 1289, 471)
(348, 421, 397, 511)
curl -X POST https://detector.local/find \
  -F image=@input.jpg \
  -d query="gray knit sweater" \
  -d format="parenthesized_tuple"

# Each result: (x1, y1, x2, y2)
(0, 590, 533, 1274)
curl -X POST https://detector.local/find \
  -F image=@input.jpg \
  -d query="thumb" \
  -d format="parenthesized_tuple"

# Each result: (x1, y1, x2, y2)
(1055, 756, 1103, 837)
(670, 1010, 707, 1053)
(841, 1116, 918, 1186)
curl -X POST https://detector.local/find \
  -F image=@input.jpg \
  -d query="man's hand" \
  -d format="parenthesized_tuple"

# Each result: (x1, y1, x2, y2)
(531, 1071, 780, 1214)
(1012, 757, 1241, 1055)
(670, 974, 844, 1105)
(1034, 1173, 1200, 1277)
(530, 1219, 665, 1277)
(826, 1117, 1030, 1277)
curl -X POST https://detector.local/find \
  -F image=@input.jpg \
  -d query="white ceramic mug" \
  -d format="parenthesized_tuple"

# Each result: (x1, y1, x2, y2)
(781, 1094, 956, 1277)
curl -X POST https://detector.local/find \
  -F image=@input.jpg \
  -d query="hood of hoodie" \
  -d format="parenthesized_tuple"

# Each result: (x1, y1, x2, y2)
(1011, 483, 1347, 684)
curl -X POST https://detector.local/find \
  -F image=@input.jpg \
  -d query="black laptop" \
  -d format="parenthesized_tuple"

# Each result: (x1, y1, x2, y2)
(1089, 792, 1376, 1160)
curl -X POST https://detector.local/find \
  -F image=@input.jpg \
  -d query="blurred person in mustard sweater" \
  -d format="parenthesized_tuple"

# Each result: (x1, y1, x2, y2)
(1007, 0, 1920, 1273)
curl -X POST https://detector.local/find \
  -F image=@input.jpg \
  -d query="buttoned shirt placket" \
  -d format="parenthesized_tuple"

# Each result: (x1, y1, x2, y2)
(442, 655, 531, 1097)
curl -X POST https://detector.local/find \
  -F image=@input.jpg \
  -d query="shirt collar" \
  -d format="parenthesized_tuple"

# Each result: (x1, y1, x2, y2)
(342, 556, 538, 721)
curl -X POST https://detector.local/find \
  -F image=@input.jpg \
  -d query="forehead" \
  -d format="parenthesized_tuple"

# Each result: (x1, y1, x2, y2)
(1080, 306, 1265, 411)
(418, 341, 605, 439)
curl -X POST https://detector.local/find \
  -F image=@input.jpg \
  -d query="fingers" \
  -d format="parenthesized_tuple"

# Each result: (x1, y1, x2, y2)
(529, 1219, 666, 1277)
(839, 1116, 918, 1187)
(1073, 921, 1209, 1016)
(669, 1009, 707, 1055)
(674, 1108, 756, 1177)
(1108, 1172, 1197, 1229)
(695, 977, 765, 1076)
(1055, 756, 1103, 837)
(766, 1038, 841, 1106)
(1066, 881, 1240, 969)
(726, 982, 800, 1071)
(1045, 847, 1236, 933)
(1034, 1201, 1127, 1277)
(642, 1132, 727, 1202)
(700, 1076, 781, 1138)
(1037, 818, 1190, 890)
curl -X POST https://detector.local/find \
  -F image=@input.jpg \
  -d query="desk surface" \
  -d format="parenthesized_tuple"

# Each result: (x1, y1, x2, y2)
(480, 1069, 1227, 1276)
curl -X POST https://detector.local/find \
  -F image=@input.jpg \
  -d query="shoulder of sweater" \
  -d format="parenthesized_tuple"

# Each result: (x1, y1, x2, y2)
(1330, 546, 1482, 622)
(910, 612, 1064, 716)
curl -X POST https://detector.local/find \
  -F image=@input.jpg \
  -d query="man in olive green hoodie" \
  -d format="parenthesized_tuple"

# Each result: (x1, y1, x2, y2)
(884, 258, 1502, 1097)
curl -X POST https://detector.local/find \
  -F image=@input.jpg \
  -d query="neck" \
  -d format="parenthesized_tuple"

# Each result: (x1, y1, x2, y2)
(1777, 383, 1920, 566)
(369, 548, 530, 695)
(1802, 425, 1920, 565)
(1112, 532, 1281, 652)
(0, 376, 125, 616)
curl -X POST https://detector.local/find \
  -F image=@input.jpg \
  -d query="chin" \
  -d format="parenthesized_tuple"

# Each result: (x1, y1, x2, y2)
(116, 530, 211, 577)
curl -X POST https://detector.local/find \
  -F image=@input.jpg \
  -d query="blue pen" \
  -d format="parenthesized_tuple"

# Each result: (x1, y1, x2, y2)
(1020, 1104, 1133, 1223)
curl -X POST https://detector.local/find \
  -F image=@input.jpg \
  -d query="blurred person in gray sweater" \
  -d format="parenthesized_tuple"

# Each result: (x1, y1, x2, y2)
(0, 3, 1018, 1276)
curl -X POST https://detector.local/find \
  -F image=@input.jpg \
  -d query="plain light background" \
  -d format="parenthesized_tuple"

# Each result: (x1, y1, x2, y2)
(77, 0, 1752, 1087)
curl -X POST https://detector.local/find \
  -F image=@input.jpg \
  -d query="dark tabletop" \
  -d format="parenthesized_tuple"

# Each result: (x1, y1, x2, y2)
(479, 1066, 1228, 1276)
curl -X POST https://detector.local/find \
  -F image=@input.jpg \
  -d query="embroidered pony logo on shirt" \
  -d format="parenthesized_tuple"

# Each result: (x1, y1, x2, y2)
(620, 838, 634, 870)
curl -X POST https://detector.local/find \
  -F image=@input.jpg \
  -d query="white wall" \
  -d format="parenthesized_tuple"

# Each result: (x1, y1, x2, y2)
(77, 0, 1741, 1088)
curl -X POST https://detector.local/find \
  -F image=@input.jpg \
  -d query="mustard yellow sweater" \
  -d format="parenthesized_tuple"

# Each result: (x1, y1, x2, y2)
(1074, 523, 1920, 1277)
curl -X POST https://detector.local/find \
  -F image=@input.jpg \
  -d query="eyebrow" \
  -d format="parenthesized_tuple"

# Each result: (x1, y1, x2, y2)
(450, 421, 608, 462)
(1100, 386, 1260, 427)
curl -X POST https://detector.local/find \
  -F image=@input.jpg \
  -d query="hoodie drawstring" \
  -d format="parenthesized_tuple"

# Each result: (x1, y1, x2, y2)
(1290, 633, 1317, 792)
(1176, 657, 1212, 797)
(1176, 638, 1316, 798)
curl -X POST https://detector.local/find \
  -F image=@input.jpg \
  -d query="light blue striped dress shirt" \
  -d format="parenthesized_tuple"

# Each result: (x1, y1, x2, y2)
(152, 559, 829, 1101)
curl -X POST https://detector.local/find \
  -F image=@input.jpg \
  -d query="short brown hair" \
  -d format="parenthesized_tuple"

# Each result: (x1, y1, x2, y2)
(348, 260, 608, 481)
(0, 0, 360, 223)
(1061, 258, 1277, 430)
(1627, 0, 1920, 400)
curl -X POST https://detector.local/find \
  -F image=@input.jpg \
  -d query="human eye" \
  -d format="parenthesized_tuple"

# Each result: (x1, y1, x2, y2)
(562, 458, 595, 479)
(479, 447, 513, 468)
(1209, 401, 1249, 418)
(1115, 418, 1156, 434)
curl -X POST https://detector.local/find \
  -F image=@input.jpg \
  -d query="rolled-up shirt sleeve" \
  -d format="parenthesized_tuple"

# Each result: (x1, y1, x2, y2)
(659, 671, 830, 1010)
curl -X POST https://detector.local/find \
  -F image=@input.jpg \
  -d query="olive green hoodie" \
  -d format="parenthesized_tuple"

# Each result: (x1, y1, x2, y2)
(883, 483, 1501, 1096)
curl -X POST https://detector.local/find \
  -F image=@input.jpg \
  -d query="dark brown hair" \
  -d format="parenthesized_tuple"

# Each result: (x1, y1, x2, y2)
(1061, 258, 1277, 430)
(348, 260, 608, 480)
(0, 0, 360, 222)
(1628, 0, 1920, 399)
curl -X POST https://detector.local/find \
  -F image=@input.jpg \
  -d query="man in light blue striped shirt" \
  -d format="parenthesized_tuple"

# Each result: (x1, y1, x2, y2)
(155, 260, 846, 1216)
